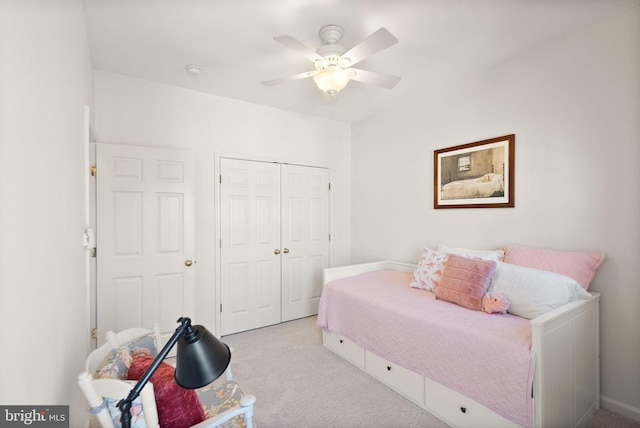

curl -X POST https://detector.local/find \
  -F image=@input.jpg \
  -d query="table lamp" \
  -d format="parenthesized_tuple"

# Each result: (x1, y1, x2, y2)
(118, 317, 231, 428)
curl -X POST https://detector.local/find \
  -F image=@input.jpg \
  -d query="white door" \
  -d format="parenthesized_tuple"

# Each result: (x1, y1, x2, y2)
(281, 165, 330, 321)
(220, 159, 282, 335)
(219, 158, 330, 334)
(96, 144, 195, 345)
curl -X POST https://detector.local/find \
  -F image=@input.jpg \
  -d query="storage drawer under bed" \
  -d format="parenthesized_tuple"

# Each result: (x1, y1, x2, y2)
(323, 330, 365, 368)
(365, 350, 425, 406)
(423, 376, 521, 428)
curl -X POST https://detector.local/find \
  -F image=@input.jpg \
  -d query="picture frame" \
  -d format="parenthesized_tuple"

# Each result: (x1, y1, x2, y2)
(434, 134, 515, 209)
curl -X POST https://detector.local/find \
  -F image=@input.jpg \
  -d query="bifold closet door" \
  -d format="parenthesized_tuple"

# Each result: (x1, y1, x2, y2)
(280, 164, 330, 322)
(220, 159, 282, 335)
(219, 158, 330, 335)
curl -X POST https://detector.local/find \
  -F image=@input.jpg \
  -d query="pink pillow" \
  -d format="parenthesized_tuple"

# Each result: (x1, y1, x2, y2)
(128, 356, 206, 428)
(436, 254, 497, 311)
(410, 248, 448, 292)
(503, 245, 604, 290)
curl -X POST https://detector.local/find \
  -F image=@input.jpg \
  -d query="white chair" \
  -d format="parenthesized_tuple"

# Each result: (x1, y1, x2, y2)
(77, 371, 159, 428)
(86, 324, 162, 374)
(80, 325, 256, 428)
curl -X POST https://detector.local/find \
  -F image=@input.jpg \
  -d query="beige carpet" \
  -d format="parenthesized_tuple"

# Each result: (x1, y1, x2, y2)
(586, 409, 640, 428)
(222, 316, 638, 428)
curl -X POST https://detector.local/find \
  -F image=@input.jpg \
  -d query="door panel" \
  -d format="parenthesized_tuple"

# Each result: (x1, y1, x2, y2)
(220, 159, 281, 335)
(281, 165, 330, 322)
(96, 144, 195, 345)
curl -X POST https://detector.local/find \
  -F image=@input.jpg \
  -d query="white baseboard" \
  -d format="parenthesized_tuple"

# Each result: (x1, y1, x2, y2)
(601, 395, 640, 422)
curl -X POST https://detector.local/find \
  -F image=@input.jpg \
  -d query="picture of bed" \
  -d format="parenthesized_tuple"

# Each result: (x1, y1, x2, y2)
(434, 134, 514, 209)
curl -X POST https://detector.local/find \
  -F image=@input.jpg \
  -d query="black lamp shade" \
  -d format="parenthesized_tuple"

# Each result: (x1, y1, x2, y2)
(174, 324, 231, 389)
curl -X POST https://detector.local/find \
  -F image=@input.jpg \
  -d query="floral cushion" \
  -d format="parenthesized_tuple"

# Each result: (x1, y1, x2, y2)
(88, 380, 146, 428)
(197, 380, 247, 428)
(94, 333, 159, 380)
(94, 346, 132, 380)
(125, 334, 158, 359)
(103, 393, 146, 428)
(409, 248, 448, 292)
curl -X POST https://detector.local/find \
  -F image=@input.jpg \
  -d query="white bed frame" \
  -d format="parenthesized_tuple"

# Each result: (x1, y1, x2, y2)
(322, 261, 600, 428)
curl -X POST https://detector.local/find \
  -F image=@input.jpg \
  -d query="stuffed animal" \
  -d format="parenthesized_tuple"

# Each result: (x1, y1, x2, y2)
(481, 292, 510, 314)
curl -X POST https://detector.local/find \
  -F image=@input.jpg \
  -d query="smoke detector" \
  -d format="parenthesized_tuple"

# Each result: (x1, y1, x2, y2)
(185, 65, 201, 76)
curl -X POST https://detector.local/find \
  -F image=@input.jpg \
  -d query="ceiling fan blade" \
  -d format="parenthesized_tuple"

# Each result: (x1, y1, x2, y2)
(273, 36, 323, 62)
(341, 28, 398, 66)
(261, 70, 315, 86)
(351, 68, 401, 89)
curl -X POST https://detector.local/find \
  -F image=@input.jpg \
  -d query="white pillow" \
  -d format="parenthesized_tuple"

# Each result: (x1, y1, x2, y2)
(488, 261, 591, 319)
(437, 243, 505, 262)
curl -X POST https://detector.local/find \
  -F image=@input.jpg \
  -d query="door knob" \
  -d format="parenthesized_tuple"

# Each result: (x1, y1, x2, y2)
(185, 259, 193, 267)
(274, 249, 281, 255)
(283, 248, 289, 254)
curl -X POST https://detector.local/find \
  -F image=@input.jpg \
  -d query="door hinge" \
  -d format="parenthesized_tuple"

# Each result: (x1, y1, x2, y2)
(90, 165, 97, 177)
(219, 174, 222, 184)
(90, 247, 97, 258)
(220, 304, 222, 313)
(91, 328, 98, 340)
(329, 233, 331, 241)
(328, 182, 331, 190)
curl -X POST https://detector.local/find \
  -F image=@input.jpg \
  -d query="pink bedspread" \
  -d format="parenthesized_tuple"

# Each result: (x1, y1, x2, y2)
(317, 270, 534, 427)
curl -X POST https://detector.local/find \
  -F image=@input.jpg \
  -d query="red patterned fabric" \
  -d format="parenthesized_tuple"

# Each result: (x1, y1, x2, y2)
(128, 356, 206, 428)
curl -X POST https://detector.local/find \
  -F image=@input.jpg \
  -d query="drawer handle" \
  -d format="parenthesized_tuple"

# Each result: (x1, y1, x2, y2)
(339, 339, 344, 344)
(387, 366, 392, 371)
(460, 407, 467, 414)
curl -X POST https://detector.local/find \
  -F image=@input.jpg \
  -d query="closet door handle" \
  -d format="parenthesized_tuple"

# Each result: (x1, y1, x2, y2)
(283, 248, 289, 254)
(274, 249, 281, 255)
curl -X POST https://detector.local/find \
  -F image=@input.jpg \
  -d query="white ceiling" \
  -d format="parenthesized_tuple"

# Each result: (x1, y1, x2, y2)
(83, 0, 639, 123)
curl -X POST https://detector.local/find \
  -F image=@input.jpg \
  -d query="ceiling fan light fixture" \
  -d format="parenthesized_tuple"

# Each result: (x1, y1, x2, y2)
(313, 67, 355, 95)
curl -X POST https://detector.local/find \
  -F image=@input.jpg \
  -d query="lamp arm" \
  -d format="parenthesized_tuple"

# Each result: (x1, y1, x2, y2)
(118, 317, 192, 428)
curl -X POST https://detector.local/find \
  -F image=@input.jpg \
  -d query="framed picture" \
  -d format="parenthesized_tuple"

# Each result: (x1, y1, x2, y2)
(434, 134, 515, 209)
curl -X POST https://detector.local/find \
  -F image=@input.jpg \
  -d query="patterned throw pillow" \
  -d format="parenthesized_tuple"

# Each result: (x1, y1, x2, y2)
(409, 248, 448, 292)
(103, 382, 147, 428)
(197, 380, 247, 428)
(125, 334, 158, 359)
(94, 346, 133, 380)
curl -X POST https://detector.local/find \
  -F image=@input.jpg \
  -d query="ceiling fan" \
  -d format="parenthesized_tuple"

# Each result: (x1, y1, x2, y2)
(261, 24, 401, 97)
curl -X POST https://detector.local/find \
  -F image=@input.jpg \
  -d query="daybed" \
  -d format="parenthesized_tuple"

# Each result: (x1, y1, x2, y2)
(317, 250, 601, 428)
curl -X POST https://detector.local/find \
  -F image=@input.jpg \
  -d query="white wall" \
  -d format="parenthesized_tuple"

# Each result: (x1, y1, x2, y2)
(93, 71, 352, 332)
(0, 0, 94, 425)
(351, 6, 640, 419)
